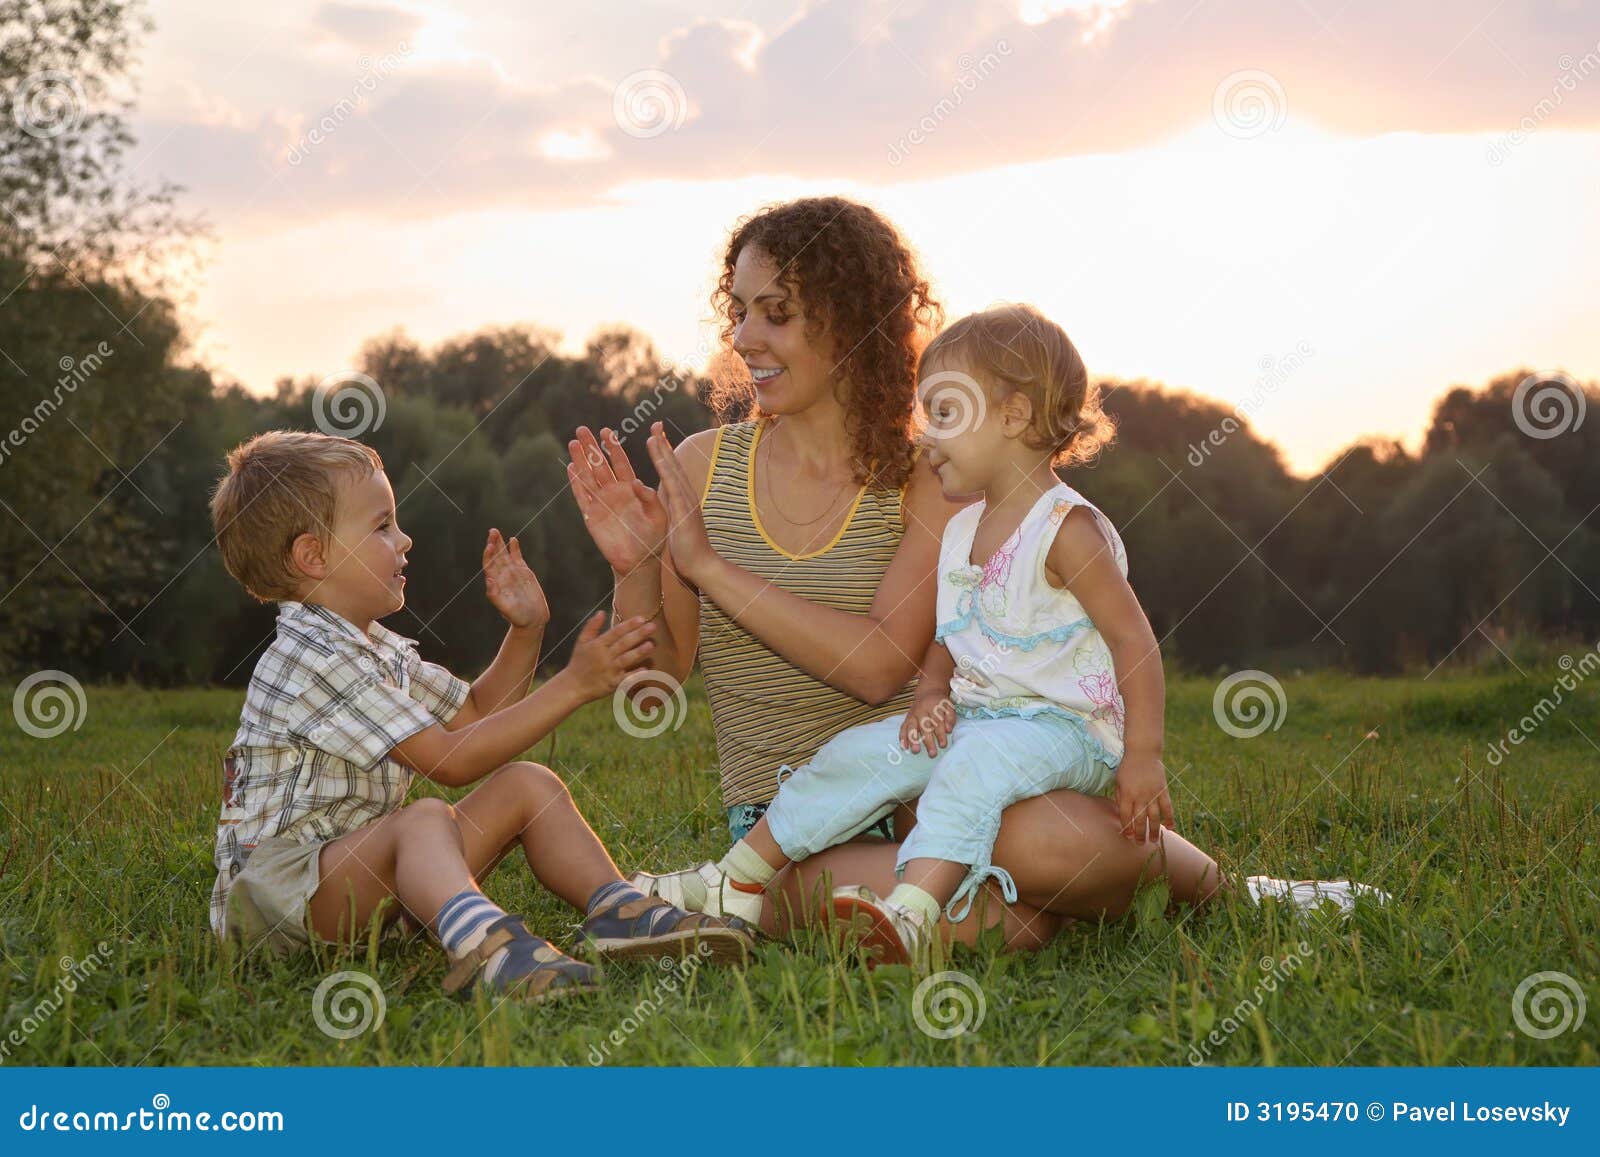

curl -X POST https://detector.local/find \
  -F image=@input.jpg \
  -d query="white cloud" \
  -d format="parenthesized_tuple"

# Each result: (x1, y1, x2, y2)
(133, 0, 1600, 223)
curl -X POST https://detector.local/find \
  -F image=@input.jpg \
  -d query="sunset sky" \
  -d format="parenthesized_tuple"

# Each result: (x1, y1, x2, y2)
(129, 0, 1600, 475)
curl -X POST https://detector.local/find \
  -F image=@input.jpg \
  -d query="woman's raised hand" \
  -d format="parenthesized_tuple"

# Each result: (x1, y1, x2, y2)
(644, 421, 717, 583)
(567, 426, 669, 574)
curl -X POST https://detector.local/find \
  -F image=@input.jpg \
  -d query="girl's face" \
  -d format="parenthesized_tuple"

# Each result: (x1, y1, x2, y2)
(728, 245, 839, 416)
(916, 353, 1017, 498)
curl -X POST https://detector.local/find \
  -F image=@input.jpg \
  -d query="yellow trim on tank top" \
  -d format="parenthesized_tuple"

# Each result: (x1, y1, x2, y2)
(699, 424, 725, 507)
(746, 418, 868, 561)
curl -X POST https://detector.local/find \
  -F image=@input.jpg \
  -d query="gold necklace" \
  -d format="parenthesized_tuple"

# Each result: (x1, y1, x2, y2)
(758, 421, 856, 527)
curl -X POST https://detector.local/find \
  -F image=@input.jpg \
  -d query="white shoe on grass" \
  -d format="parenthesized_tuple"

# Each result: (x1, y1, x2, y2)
(1244, 875, 1391, 916)
(627, 862, 764, 923)
(830, 885, 933, 970)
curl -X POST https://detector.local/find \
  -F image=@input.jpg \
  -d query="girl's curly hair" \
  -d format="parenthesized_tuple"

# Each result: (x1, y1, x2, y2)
(709, 196, 942, 488)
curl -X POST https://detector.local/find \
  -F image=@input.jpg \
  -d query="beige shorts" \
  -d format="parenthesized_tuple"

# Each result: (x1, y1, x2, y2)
(224, 834, 423, 957)
(225, 835, 326, 957)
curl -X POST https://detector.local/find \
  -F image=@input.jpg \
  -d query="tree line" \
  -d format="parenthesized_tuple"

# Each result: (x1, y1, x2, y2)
(2, 0, 1595, 686)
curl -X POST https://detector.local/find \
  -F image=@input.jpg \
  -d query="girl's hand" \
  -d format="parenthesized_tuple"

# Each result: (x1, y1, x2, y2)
(567, 426, 669, 575)
(563, 613, 656, 701)
(900, 693, 956, 757)
(1114, 754, 1175, 843)
(644, 422, 718, 583)
(483, 528, 549, 629)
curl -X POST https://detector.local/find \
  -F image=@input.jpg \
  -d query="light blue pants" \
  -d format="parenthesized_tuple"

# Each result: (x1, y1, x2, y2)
(763, 710, 1117, 922)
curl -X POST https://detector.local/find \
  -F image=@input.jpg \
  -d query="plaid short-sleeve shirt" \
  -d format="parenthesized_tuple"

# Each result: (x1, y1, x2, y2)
(209, 601, 470, 937)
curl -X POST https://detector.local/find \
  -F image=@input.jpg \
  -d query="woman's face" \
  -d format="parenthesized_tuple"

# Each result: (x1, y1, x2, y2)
(729, 245, 839, 415)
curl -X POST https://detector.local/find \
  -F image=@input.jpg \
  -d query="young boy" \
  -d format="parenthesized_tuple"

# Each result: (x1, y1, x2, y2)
(209, 430, 753, 1002)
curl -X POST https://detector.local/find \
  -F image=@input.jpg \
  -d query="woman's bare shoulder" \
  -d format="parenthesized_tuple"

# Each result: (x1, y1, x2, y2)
(673, 424, 732, 498)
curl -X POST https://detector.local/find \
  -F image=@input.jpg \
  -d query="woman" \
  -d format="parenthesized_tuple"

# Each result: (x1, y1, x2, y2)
(567, 197, 1334, 950)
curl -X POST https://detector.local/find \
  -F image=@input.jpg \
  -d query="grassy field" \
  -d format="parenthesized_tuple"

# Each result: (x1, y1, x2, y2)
(1, 655, 1596, 1067)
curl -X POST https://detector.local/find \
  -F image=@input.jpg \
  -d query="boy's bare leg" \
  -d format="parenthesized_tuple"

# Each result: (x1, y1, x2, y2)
(309, 761, 627, 943)
(308, 798, 476, 943)
(449, 760, 624, 910)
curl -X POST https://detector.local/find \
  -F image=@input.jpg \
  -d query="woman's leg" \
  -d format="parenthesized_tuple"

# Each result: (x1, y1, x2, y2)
(771, 787, 1228, 951)
(988, 789, 1228, 919)
(766, 838, 1062, 952)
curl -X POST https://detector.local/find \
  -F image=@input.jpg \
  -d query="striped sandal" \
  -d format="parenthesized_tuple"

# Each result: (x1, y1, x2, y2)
(442, 914, 601, 1003)
(577, 892, 757, 965)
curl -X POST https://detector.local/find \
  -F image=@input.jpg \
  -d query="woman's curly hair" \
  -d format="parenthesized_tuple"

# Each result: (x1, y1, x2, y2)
(709, 196, 942, 488)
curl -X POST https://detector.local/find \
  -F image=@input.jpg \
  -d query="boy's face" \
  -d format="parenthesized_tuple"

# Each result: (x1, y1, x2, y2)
(916, 355, 1016, 498)
(307, 469, 412, 622)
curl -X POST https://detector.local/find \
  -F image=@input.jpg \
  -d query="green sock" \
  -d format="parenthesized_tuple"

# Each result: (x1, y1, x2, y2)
(887, 882, 942, 925)
(717, 840, 777, 889)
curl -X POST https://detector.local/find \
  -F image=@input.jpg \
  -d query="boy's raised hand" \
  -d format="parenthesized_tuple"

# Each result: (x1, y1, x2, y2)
(483, 528, 549, 629)
(563, 612, 656, 700)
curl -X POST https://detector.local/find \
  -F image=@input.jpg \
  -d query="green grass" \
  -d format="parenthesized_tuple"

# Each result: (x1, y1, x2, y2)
(1, 660, 1596, 1066)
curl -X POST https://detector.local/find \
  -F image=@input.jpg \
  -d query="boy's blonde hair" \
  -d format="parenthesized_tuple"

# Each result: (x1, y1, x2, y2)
(210, 430, 384, 603)
(921, 303, 1115, 467)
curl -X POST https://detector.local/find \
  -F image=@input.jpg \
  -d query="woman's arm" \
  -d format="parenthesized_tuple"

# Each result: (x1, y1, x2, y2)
(649, 423, 967, 704)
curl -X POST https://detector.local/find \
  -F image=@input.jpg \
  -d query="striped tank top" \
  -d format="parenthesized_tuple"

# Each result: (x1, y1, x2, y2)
(698, 419, 918, 807)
